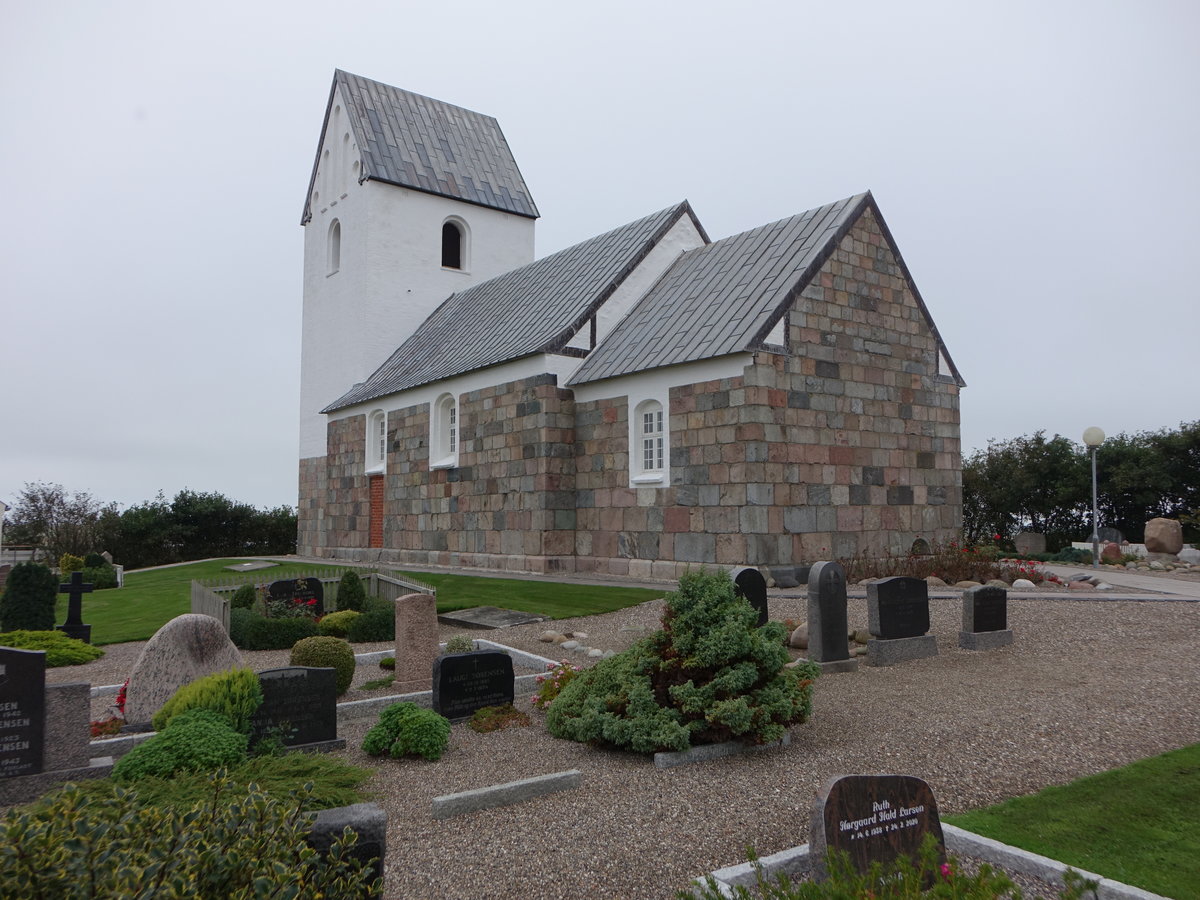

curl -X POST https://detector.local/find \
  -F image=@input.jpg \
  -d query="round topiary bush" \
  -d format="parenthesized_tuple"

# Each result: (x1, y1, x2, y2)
(290, 636, 356, 695)
(335, 570, 368, 612)
(0, 562, 58, 632)
(152, 667, 264, 734)
(230, 583, 257, 610)
(318, 609, 361, 637)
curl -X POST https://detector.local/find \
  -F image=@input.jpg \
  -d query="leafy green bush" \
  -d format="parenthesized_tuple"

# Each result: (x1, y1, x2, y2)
(291, 636, 356, 695)
(0, 630, 103, 667)
(0, 562, 58, 632)
(0, 773, 380, 898)
(237, 613, 320, 650)
(319, 609, 361, 637)
(79, 564, 118, 590)
(346, 596, 394, 642)
(1052, 547, 1094, 564)
(444, 634, 474, 654)
(229, 607, 254, 647)
(362, 702, 450, 761)
(230, 583, 258, 609)
(336, 570, 368, 612)
(58, 553, 85, 576)
(151, 667, 263, 734)
(114, 709, 249, 781)
(83, 552, 107, 568)
(547, 570, 819, 754)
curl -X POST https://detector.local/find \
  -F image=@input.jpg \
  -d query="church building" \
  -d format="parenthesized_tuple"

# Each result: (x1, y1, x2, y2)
(298, 70, 966, 580)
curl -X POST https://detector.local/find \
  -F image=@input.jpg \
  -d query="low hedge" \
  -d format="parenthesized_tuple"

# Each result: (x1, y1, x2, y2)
(346, 597, 394, 643)
(229, 610, 320, 650)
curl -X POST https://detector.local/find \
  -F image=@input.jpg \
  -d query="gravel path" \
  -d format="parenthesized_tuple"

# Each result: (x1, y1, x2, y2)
(48, 593, 1200, 899)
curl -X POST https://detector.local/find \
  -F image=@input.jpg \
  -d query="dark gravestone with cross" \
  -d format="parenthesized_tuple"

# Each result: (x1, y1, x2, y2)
(432, 651, 515, 722)
(57, 572, 93, 644)
(959, 585, 1014, 651)
(729, 566, 768, 627)
(806, 561, 857, 673)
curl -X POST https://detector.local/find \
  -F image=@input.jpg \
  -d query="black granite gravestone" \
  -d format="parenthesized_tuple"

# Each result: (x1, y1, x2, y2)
(57, 572, 93, 644)
(867, 577, 930, 640)
(807, 561, 850, 663)
(810, 773, 945, 880)
(432, 651, 514, 721)
(730, 567, 768, 627)
(249, 667, 338, 748)
(0, 647, 46, 778)
(267, 577, 325, 616)
(964, 585, 1006, 633)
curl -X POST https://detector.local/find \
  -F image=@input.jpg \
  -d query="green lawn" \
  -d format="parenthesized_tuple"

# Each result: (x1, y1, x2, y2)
(58, 559, 665, 645)
(946, 743, 1200, 898)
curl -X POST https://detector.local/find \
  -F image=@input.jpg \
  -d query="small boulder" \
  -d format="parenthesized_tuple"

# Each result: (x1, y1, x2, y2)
(1144, 518, 1184, 554)
(1100, 543, 1124, 563)
(587, 648, 604, 658)
(1012, 578, 1037, 590)
(573, 632, 588, 640)
(985, 579, 1009, 589)
(561, 640, 579, 651)
(852, 629, 872, 645)
(1068, 581, 1092, 590)
(538, 631, 560, 643)
(1178, 548, 1200, 565)
(955, 581, 982, 589)
(925, 576, 948, 587)
(1095, 582, 1114, 590)
(788, 624, 808, 649)
(124, 614, 243, 725)
(552, 634, 570, 644)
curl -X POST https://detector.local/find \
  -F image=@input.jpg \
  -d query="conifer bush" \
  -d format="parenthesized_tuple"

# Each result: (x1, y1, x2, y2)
(547, 570, 819, 754)
(291, 636, 357, 695)
(336, 570, 368, 612)
(114, 709, 249, 781)
(0, 630, 103, 666)
(346, 596, 394, 642)
(362, 702, 450, 761)
(83, 552, 107, 568)
(319, 609, 362, 637)
(0, 562, 58, 632)
(58, 553, 85, 576)
(230, 582, 258, 609)
(79, 564, 118, 590)
(151, 667, 263, 734)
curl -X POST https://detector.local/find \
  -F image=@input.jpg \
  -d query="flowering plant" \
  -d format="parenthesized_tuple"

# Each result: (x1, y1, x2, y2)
(531, 659, 581, 710)
(115, 679, 128, 715)
(264, 581, 321, 619)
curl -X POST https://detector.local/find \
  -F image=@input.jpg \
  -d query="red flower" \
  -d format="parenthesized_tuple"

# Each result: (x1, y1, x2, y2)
(307, 598, 317, 606)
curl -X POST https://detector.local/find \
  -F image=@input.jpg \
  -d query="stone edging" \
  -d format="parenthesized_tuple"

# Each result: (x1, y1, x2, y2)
(431, 769, 582, 819)
(697, 823, 1169, 900)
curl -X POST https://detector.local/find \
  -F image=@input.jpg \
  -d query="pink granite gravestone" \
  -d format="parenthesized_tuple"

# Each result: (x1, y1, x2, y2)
(394, 593, 438, 692)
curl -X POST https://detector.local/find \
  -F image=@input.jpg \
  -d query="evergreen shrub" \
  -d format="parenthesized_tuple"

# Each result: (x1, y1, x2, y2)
(58, 553, 85, 576)
(346, 596, 394, 642)
(230, 583, 257, 609)
(243, 614, 320, 650)
(290, 636, 356, 695)
(79, 565, 118, 590)
(0, 630, 103, 666)
(83, 552, 107, 568)
(547, 570, 819, 754)
(1052, 547, 1094, 564)
(0, 562, 58, 632)
(0, 774, 380, 898)
(228, 607, 254, 647)
(318, 609, 361, 637)
(114, 709, 248, 781)
(362, 702, 449, 761)
(444, 634, 474, 654)
(152, 667, 263, 734)
(336, 570, 368, 612)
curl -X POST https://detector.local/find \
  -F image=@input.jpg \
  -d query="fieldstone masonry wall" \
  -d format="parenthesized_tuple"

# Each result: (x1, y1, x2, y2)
(299, 208, 961, 576)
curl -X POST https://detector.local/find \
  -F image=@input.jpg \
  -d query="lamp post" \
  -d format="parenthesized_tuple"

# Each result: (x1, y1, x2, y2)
(1083, 427, 1105, 568)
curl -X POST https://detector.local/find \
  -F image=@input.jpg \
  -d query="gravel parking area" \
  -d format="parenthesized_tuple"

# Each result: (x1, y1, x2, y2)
(50, 590, 1200, 898)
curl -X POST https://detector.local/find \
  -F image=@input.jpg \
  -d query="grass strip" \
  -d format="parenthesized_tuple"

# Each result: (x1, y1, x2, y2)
(945, 743, 1200, 898)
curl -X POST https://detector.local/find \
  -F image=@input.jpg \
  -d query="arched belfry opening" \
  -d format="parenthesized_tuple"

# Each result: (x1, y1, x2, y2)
(441, 221, 463, 269)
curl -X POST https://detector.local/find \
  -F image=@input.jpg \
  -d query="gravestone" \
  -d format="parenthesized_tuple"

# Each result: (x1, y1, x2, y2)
(1013, 532, 1046, 556)
(1097, 526, 1124, 545)
(57, 571, 93, 644)
(866, 577, 938, 666)
(730, 566, 768, 627)
(810, 774, 945, 881)
(959, 586, 1013, 650)
(805, 561, 857, 674)
(0, 647, 45, 778)
(395, 593, 439, 692)
(249, 667, 344, 751)
(432, 651, 515, 721)
(268, 576, 325, 616)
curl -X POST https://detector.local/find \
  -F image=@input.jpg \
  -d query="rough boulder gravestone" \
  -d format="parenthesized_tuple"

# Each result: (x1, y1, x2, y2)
(810, 774, 945, 881)
(730, 567, 768, 627)
(805, 561, 857, 674)
(866, 577, 938, 666)
(959, 586, 1013, 650)
(432, 651, 515, 721)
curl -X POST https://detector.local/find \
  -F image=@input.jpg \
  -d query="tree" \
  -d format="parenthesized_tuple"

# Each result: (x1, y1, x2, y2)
(3, 483, 117, 563)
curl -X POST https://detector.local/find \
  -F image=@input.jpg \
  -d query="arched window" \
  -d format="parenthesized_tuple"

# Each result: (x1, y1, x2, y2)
(366, 409, 386, 472)
(441, 221, 462, 269)
(328, 219, 341, 274)
(633, 399, 666, 482)
(432, 393, 458, 467)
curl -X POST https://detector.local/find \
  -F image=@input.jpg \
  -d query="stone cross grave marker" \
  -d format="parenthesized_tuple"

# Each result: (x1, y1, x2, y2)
(866, 577, 938, 666)
(249, 667, 344, 751)
(810, 773, 945, 881)
(395, 593, 439, 693)
(959, 585, 1014, 651)
(267, 577, 325, 616)
(806, 561, 858, 674)
(58, 571, 93, 644)
(730, 566, 768, 627)
(432, 651, 515, 721)
(0, 646, 45, 779)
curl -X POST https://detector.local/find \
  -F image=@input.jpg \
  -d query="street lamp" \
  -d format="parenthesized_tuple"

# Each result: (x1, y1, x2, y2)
(1083, 427, 1105, 568)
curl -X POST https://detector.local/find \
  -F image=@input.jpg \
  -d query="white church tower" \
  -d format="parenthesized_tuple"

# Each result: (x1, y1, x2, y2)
(298, 71, 538, 550)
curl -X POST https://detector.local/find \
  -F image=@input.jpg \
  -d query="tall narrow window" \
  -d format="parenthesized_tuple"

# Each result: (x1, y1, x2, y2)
(432, 393, 458, 467)
(641, 404, 664, 472)
(328, 219, 341, 274)
(631, 398, 667, 485)
(441, 221, 462, 269)
(367, 410, 386, 472)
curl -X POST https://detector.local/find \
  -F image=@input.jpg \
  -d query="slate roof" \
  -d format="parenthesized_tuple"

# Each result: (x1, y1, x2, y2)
(322, 202, 701, 412)
(570, 193, 964, 386)
(302, 71, 538, 224)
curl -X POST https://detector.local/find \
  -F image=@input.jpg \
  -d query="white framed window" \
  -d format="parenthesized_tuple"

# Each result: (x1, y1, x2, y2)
(631, 398, 667, 485)
(432, 393, 458, 467)
(366, 409, 386, 473)
(327, 219, 341, 275)
(441, 217, 469, 271)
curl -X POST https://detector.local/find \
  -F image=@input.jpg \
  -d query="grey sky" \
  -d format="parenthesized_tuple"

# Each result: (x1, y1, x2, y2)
(2, 0, 1196, 513)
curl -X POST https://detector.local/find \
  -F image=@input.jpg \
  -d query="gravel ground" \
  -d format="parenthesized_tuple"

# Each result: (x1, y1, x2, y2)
(49, 591, 1200, 898)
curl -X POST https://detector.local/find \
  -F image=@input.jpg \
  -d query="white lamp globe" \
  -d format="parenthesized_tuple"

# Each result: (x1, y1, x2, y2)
(1082, 427, 1105, 448)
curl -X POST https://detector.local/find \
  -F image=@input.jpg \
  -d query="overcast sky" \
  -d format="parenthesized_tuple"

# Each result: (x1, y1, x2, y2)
(2, 0, 1196, 514)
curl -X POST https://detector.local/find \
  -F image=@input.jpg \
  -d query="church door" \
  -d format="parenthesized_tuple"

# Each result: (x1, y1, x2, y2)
(368, 474, 384, 549)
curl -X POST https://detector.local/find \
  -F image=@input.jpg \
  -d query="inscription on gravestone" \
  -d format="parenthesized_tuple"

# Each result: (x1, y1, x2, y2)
(807, 561, 850, 663)
(268, 577, 325, 616)
(868, 577, 930, 640)
(432, 651, 514, 721)
(249, 667, 338, 747)
(730, 567, 768, 628)
(810, 774, 945, 880)
(964, 585, 1006, 633)
(0, 647, 46, 778)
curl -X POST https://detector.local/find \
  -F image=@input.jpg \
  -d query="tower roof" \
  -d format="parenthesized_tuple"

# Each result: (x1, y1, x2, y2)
(302, 70, 539, 224)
